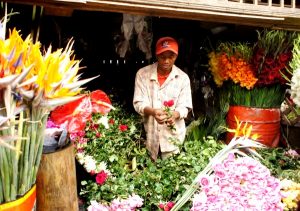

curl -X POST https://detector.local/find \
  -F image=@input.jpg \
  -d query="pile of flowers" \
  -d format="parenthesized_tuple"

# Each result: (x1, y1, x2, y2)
(192, 153, 284, 210)
(71, 104, 300, 210)
(0, 6, 96, 204)
(208, 29, 297, 108)
(69, 99, 227, 209)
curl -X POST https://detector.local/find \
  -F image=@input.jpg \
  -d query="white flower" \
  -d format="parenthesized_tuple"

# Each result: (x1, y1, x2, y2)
(76, 152, 85, 165)
(84, 155, 97, 172)
(97, 115, 109, 129)
(291, 68, 300, 107)
(96, 161, 108, 173)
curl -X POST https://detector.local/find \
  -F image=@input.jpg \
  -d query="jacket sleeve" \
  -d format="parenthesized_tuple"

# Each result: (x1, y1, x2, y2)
(133, 70, 150, 116)
(175, 74, 193, 119)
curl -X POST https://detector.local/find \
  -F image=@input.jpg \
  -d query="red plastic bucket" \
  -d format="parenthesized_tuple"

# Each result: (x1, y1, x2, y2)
(226, 105, 280, 147)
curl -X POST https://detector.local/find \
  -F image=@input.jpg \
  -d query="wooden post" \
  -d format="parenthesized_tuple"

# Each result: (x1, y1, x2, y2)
(36, 144, 78, 211)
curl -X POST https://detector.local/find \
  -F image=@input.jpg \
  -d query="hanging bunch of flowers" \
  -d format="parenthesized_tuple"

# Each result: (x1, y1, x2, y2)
(0, 7, 96, 204)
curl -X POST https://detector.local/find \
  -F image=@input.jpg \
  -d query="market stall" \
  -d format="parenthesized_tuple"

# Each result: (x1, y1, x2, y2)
(0, 1, 299, 210)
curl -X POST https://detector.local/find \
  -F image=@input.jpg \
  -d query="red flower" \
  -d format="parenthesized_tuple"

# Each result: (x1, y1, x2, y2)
(90, 123, 99, 130)
(158, 201, 175, 211)
(95, 171, 108, 185)
(163, 100, 174, 107)
(158, 203, 164, 209)
(119, 124, 128, 132)
(109, 118, 115, 124)
(278, 52, 290, 63)
(96, 132, 101, 138)
(265, 57, 274, 65)
(167, 202, 175, 209)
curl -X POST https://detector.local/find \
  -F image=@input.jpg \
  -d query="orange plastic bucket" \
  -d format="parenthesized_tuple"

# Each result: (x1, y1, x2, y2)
(0, 185, 36, 211)
(226, 105, 280, 147)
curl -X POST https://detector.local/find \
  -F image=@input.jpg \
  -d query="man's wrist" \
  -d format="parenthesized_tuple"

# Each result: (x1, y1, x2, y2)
(173, 111, 180, 120)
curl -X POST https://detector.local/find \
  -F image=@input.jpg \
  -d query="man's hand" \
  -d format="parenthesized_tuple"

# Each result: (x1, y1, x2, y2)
(166, 111, 180, 126)
(152, 109, 168, 124)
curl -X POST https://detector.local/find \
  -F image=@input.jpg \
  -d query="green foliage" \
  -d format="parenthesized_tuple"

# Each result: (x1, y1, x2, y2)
(78, 104, 224, 210)
(257, 148, 300, 182)
(217, 42, 253, 62)
(227, 82, 286, 108)
(77, 102, 300, 210)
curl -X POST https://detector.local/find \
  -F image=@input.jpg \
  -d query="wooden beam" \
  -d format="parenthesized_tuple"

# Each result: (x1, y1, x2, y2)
(3, 0, 300, 30)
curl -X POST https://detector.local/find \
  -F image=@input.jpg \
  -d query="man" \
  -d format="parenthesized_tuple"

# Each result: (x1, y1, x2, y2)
(133, 36, 193, 161)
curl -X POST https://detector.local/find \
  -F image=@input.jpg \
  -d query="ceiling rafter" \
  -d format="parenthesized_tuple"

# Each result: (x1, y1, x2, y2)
(3, 0, 300, 30)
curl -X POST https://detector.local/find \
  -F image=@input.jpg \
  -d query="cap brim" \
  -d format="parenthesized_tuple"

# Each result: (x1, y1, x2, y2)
(156, 48, 178, 55)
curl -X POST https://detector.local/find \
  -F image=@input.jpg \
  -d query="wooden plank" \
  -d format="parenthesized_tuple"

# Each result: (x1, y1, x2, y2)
(4, 0, 300, 30)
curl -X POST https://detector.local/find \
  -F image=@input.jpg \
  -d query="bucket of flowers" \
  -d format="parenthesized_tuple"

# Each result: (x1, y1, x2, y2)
(208, 29, 297, 147)
(0, 6, 96, 210)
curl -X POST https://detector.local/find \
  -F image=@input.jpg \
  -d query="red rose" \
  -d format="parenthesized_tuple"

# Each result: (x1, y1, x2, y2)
(163, 100, 174, 107)
(119, 124, 128, 132)
(95, 171, 108, 185)
(109, 118, 115, 124)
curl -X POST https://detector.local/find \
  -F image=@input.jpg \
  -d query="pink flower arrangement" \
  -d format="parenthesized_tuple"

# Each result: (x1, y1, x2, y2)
(191, 153, 285, 210)
(87, 194, 143, 211)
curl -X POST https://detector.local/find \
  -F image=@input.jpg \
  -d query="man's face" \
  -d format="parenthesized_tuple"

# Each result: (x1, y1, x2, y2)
(156, 51, 178, 72)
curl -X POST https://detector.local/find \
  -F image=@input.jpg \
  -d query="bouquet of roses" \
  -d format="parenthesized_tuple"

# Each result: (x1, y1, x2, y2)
(163, 100, 176, 131)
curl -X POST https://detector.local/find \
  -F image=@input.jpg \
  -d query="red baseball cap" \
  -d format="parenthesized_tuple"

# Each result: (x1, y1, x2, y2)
(155, 37, 178, 55)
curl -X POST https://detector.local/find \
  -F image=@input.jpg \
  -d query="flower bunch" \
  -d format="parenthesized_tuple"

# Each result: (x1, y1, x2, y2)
(208, 42, 257, 89)
(163, 99, 176, 131)
(0, 7, 96, 204)
(208, 29, 296, 109)
(280, 33, 300, 126)
(288, 33, 300, 108)
(191, 153, 284, 210)
(280, 179, 300, 211)
(253, 29, 296, 86)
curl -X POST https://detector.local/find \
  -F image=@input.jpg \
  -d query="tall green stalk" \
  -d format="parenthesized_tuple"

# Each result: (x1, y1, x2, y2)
(227, 82, 285, 108)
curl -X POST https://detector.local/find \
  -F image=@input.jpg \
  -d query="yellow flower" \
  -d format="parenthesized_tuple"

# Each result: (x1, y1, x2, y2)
(226, 116, 259, 140)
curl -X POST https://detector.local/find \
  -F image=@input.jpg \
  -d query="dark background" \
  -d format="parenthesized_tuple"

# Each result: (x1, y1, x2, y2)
(4, 3, 259, 117)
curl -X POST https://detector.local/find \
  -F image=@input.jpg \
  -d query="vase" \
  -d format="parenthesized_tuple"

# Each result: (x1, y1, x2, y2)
(226, 105, 280, 147)
(0, 185, 36, 211)
(36, 143, 78, 211)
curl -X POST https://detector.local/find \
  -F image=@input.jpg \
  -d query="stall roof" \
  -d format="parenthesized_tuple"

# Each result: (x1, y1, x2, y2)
(4, 0, 300, 30)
